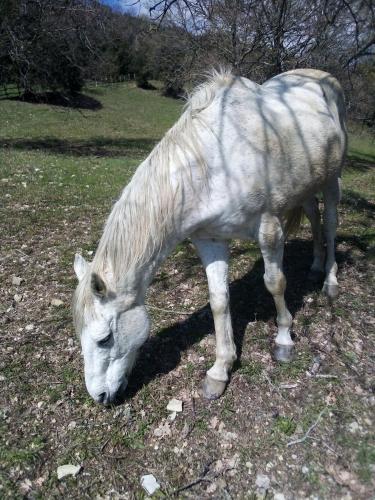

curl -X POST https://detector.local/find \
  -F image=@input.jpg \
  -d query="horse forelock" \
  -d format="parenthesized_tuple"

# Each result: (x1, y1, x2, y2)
(72, 271, 95, 336)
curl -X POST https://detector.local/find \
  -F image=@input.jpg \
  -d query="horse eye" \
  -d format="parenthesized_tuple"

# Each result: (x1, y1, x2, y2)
(98, 332, 112, 347)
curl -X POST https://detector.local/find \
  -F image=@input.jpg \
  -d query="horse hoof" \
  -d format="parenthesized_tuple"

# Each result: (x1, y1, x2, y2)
(322, 282, 339, 299)
(273, 343, 295, 363)
(202, 376, 226, 400)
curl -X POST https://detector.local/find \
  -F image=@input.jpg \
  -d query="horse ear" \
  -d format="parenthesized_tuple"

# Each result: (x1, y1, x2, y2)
(74, 253, 88, 281)
(91, 273, 108, 299)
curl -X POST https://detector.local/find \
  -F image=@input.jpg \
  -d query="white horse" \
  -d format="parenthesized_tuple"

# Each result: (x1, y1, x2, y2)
(73, 68, 347, 405)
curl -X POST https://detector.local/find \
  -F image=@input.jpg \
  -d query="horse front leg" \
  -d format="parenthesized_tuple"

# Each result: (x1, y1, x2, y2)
(258, 214, 294, 362)
(193, 238, 237, 400)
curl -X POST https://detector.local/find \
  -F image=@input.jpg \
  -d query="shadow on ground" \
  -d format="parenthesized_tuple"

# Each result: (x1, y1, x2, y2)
(7, 91, 102, 110)
(0, 137, 157, 157)
(127, 238, 357, 398)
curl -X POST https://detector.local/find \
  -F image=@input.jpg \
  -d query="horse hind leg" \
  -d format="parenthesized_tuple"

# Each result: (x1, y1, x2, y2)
(302, 196, 325, 280)
(193, 238, 237, 400)
(322, 176, 341, 299)
(258, 213, 294, 362)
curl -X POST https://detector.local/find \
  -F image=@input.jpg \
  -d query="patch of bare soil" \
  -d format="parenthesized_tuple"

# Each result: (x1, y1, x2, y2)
(1, 182, 374, 499)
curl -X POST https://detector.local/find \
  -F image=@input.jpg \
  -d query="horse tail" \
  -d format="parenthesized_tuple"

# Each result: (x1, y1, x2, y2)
(284, 206, 304, 238)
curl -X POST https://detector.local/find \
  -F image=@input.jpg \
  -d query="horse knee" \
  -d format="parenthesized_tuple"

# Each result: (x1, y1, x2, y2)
(210, 290, 229, 315)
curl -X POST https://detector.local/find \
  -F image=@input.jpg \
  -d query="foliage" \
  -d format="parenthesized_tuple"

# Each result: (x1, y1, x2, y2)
(1, 1, 374, 121)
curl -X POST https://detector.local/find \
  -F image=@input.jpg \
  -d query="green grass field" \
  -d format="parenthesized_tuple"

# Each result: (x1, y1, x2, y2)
(0, 83, 374, 498)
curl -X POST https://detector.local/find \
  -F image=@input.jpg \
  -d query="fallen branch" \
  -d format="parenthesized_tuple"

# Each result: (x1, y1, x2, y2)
(174, 477, 211, 494)
(174, 459, 216, 495)
(287, 408, 327, 447)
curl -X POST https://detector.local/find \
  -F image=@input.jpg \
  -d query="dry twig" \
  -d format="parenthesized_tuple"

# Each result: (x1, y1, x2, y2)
(287, 407, 328, 447)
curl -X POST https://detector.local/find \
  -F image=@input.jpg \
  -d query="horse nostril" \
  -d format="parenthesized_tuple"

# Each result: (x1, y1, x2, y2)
(97, 392, 107, 404)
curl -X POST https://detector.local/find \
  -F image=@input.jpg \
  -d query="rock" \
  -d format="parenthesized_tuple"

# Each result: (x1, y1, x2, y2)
(168, 411, 177, 421)
(14, 294, 23, 303)
(57, 464, 82, 480)
(274, 494, 286, 500)
(167, 398, 183, 412)
(12, 276, 23, 286)
(140, 474, 160, 495)
(153, 420, 171, 438)
(25, 324, 34, 332)
(302, 466, 309, 474)
(255, 473, 270, 490)
(0, 375, 6, 382)
(51, 298, 64, 307)
(348, 421, 360, 433)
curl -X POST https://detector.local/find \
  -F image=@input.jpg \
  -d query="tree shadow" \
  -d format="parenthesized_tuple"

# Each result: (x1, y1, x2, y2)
(341, 189, 375, 212)
(0, 137, 157, 158)
(126, 239, 354, 398)
(347, 152, 375, 169)
(8, 91, 102, 110)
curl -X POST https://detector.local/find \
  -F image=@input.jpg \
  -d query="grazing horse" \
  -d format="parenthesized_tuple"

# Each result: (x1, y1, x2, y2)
(73, 69, 347, 405)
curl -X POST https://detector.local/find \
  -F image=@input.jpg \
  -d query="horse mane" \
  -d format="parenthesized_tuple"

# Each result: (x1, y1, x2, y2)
(73, 68, 234, 331)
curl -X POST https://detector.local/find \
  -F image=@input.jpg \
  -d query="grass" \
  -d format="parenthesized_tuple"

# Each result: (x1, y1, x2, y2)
(0, 82, 374, 498)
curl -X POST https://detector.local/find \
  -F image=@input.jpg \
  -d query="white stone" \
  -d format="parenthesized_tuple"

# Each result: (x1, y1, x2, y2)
(255, 473, 270, 490)
(167, 398, 183, 412)
(168, 411, 177, 421)
(302, 466, 309, 474)
(51, 298, 64, 307)
(348, 421, 360, 433)
(274, 494, 286, 500)
(140, 474, 160, 495)
(25, 324, 34, 332)
(57, 464, 81, 480)
(14, 294, 22, 303)
(12, 276, 23, 286)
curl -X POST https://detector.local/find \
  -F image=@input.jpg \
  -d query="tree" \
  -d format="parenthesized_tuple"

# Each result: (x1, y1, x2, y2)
(0, 0, 110, 94)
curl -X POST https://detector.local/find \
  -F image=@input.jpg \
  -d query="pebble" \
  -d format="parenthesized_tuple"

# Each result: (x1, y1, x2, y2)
(348, 421, 360, 433)
(274, 494, 286, 500)
(25, 324, 34, 332)
(14, 294, 22, 303)
(57, 464, 81, 480)
(255, 473, 270, 490)
(140, 474, 160, 495)
(51, 298, 64, 307)
(167, 398, 183, 412)
(12, 276, 23, 286)
(302, 465, 309, 474)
